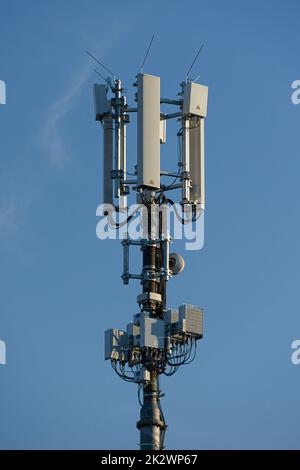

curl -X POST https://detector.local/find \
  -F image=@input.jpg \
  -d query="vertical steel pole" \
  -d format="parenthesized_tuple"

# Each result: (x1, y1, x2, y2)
(137, 199, 167, 450)
(137, 370, 165, 450)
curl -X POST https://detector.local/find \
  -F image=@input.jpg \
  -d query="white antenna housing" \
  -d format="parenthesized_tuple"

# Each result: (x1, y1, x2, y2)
(94, 81, 128, 211)
(183, 82, 208, 117)
(182, 82, 208, 205)
(93, 84, 109, 120)
(137, 73, 161, 189)
(94, 84, 114, 208)
(102, 116, 114, 207)
(189, 116, 205, 208)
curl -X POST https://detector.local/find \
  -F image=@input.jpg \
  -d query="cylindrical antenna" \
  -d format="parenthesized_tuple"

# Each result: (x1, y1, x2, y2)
(140, 34, 155, 73)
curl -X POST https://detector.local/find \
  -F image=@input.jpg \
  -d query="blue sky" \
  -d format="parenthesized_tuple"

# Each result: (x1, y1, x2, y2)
(0, 0, 300, 449)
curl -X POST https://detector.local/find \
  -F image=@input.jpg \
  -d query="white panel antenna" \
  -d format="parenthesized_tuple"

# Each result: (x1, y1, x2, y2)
(183, 82, 208, 117)
(189, 115, 205, 208)
(93, 84, 109, 120)
(137, 73, 161, 189)
(181, 81, 208, 205)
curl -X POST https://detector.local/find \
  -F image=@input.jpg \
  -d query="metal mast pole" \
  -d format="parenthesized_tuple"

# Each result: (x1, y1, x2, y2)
(95, 67, 207, 450)
(137, 196, 166, 450)
(138, 370, 165, 450)
(136, 195, 166, 450)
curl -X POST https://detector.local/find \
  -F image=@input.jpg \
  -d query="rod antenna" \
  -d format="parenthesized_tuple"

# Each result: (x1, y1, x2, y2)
(140, 34, 155, 73)
(185, 43, 204, 81)
(86, 50, 115, 78)
(93, 69, 106, 82)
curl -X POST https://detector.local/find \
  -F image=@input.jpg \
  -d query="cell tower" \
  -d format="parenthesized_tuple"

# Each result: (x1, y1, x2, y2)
(91, 47, 208, 450)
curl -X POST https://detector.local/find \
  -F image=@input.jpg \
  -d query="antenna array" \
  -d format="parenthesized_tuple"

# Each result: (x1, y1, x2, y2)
(91, 50, 208, 449)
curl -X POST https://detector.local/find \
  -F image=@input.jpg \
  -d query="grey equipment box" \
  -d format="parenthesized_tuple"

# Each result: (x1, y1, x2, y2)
(105, 328, 128, 361)
(164, 308, 179, 325)
(127, 322, 140, 348)
(140, 316, 165, 349)
(179, 304, 204, 337)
